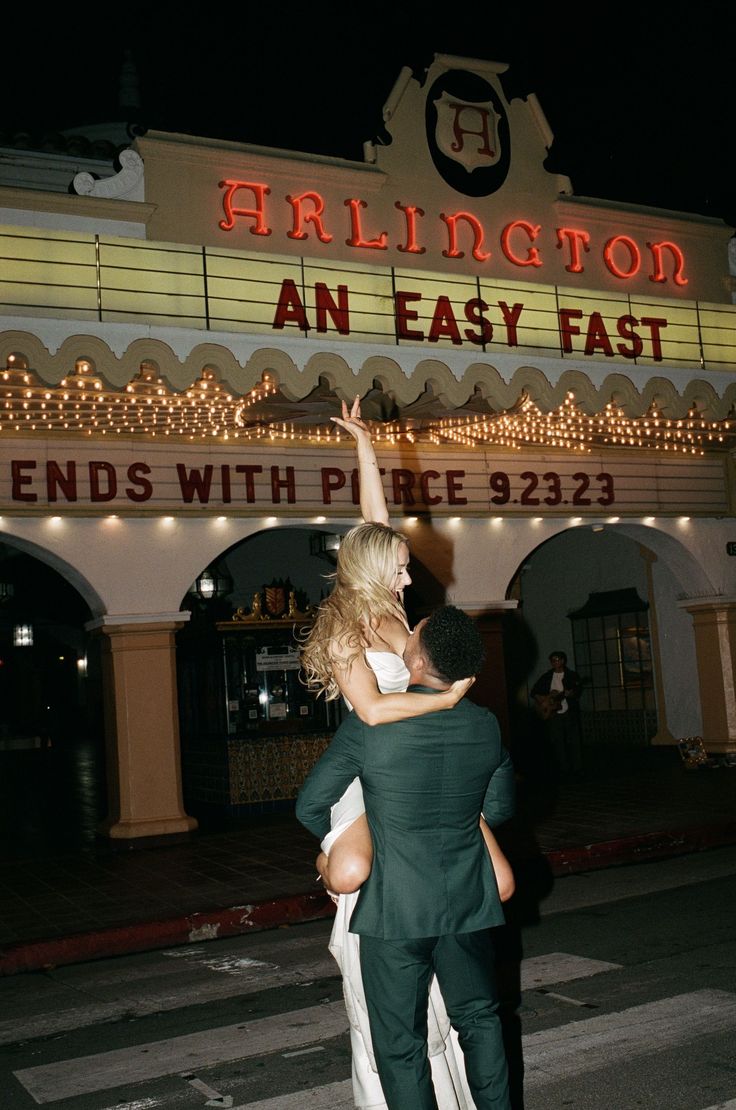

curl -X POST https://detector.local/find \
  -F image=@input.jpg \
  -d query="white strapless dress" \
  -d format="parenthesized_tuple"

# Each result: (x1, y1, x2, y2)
(320, 651, 477, 1110)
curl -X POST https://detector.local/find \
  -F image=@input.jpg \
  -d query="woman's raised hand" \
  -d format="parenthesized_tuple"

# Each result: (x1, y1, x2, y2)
(332, 394, 389, 524)
(331, 396, 371, 444)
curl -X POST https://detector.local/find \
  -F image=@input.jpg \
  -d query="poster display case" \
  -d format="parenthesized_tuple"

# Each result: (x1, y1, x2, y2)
(217, 617, 341, 737)
(177, 584, 342, 814)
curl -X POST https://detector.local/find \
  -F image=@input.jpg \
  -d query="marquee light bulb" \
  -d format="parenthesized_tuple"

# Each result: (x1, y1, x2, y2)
(0, 367, 733, 456)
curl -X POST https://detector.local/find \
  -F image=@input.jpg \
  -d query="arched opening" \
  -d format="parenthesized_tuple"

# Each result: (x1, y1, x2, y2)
(0, 541, 106, 855)
(174, 523, 438, 826)
(503, 523, 706, 781)
(175, 525, 344, 827)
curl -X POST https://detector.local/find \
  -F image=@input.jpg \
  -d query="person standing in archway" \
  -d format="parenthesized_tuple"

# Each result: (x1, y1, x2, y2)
(531, 651, 582, 774)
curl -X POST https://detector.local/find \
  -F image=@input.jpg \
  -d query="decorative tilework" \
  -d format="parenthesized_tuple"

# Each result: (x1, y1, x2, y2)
(227, 733, 333, 804)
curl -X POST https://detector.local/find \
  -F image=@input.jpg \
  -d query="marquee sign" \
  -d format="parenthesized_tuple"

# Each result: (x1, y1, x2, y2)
(270, 275, 672, 360)
(6, 224, 731, 368)
(218, 181, 689, 289)
(134, 54, 733, 305)
(0, 439, 728, 517)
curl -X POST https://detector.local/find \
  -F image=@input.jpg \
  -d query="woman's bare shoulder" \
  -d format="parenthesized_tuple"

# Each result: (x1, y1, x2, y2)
(368, 613, 409, 654)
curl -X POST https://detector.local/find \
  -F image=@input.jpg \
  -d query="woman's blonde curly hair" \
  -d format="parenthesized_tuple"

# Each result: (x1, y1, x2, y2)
(300, 522, 408, 700)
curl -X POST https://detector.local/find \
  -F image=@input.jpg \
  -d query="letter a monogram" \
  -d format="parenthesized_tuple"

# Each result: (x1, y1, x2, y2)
(433, 92, 501, 173)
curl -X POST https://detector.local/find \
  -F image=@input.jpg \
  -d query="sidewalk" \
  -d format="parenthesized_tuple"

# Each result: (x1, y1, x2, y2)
(1, 745, 736, 976)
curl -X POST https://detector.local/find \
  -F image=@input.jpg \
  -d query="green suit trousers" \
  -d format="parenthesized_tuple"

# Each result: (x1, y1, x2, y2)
(359, 929, 511, 1110)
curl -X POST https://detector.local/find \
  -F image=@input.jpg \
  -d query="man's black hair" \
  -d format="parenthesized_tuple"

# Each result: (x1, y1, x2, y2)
(420, 605, 486, 682)
(549, 650, 567, 663)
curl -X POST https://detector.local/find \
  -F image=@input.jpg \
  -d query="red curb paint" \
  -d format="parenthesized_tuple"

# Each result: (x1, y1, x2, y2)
(545, 822, 736, 875)
(2, 822, 735, 977)
(0, 890, 335, 977)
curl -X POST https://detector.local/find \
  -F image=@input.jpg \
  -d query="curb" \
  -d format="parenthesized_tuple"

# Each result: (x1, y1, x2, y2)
(2, 822, 736, 977)
(0, 890, 335, 977)
(544, 820, 736, 876)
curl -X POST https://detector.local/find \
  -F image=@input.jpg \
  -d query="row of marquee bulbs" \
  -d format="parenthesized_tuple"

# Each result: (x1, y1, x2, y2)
(1, 357, 734, 454)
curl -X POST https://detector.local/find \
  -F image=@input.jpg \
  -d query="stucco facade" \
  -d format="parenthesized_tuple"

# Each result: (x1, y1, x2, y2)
(1, 54, 735, 837)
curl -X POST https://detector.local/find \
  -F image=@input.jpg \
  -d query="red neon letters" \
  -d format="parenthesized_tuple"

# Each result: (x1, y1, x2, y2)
(218, 182, 689, 287)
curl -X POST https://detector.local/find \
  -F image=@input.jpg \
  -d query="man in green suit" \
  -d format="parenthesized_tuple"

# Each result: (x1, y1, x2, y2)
(296, 605, 514, 1110)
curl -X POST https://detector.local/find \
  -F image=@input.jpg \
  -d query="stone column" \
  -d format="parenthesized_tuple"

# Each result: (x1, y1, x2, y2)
(89, 612, 198, 839)
(681, 597, 736, 754)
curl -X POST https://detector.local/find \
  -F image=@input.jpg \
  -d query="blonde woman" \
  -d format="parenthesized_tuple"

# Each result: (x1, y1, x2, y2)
(301, 399, 515, 1110)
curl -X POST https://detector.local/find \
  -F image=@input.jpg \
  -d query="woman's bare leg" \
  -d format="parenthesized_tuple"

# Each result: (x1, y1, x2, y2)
(480, 817, 515, 902)
(318, 814, 373, 894)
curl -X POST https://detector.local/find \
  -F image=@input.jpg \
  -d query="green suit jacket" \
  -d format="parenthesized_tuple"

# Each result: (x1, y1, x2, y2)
(296, 687, 515, 940)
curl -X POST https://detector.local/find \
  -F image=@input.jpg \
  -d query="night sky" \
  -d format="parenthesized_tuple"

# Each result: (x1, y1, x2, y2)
(4, 2, 735, 227)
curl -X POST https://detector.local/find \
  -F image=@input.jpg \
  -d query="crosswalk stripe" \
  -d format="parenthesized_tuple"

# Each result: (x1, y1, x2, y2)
(519, 953, 620, 990)
(97, 1101, 163, 1110)
(0, 949, 338, 1046)
(228, 1079, 354, 1109)
(12, 1001, 349, 1104)
(523, 989, 736, 1087)
(228, 1080, 736, 1110)
(161, 950, 275, 972)
(0, 949, 615, 1047)
(13, 968, 734, 1106)
(0, 999, 137, 1048)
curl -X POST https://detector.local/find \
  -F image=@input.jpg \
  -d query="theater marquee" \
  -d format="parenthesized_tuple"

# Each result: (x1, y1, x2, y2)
(7, 220, 731, 369)
(0, 439, 728, 517)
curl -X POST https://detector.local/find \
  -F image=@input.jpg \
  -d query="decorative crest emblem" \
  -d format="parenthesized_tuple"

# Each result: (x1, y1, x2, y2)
(433, 91, 501, 173)
(265, 583, 287, 617)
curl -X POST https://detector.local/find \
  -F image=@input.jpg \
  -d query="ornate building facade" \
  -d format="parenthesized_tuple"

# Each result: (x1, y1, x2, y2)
(1, 55, 735, 837)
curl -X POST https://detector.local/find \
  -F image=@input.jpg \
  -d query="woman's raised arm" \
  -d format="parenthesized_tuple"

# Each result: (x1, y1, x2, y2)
(332, 396, 389, 525)
(331, 639, 473, 726)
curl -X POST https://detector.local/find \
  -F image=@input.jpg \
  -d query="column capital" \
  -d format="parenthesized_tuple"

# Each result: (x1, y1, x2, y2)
(86, 611, 191, 633)
(679, 596, 736, 614)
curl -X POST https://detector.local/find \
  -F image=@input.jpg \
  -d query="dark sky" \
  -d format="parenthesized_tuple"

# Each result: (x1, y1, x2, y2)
(5, 2, 735, 227)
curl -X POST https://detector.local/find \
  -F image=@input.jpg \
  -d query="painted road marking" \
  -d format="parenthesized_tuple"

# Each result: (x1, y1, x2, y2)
(0, 948, 338, 1045)
(215, 1084, 736, 1110)
(519, 952, 620, 990)
(98, 1101, 163, 1110)
(162, 949, 277, 973)
(523, 989, 736, 1088)
(535, 989, 597, 1008)
(15, 987, 736, 1102)
(0, 949, 617, 1047)
(229, 1079, 354, 1109)
(13, 1002, 349, 1103)
(183, 1072, 233, 1106)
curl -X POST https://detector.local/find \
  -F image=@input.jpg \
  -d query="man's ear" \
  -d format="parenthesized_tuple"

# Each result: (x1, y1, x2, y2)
(413, 644, 432, 675)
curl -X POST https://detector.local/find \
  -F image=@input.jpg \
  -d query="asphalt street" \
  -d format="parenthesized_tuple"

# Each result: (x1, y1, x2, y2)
(2, 845, 736, 1109)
